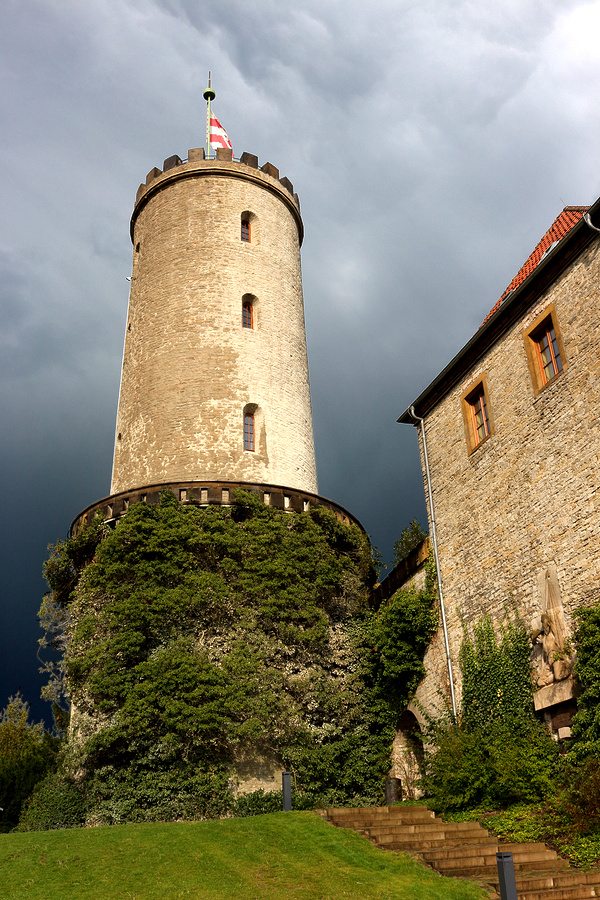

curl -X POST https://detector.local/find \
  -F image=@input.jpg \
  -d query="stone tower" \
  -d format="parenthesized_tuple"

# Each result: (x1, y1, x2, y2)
(73, 146, 357, 532)
(112, 146, 317, 496)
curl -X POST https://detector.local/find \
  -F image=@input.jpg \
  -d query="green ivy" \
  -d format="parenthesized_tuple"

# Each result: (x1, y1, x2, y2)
(569, 603, 600, 763)
(459, 612, 535, 733)
(36, 490, 437, 824)
(424, 608, 559, 812)
(363, 559, 438, 711)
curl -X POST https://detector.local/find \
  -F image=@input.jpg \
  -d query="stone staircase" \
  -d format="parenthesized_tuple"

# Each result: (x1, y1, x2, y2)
(321, 805, 600, 900)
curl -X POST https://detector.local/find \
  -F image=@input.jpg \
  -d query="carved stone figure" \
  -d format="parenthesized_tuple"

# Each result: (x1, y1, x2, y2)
(531, 611, 572, 687)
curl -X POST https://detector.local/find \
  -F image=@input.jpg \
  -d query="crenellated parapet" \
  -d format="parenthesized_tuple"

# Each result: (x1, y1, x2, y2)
(71, 481, 363, 537)
(133, 148, 302, 244)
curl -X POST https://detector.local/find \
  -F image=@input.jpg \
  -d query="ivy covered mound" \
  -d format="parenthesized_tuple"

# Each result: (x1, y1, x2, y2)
(38, 491, 436, 826)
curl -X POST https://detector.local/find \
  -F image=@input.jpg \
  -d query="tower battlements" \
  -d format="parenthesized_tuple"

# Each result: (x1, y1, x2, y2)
(133, 149, 302, 244)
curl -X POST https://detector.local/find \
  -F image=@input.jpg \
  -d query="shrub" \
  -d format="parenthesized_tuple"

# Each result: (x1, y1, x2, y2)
(560, 757, 600, 835)
(83, 766, 232, 825)
(232, 789, 283, 817)
(425, 720, 558, 812)
(17, 773, 86, 831)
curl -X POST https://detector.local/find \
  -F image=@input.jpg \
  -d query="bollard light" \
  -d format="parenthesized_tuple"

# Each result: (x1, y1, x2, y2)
(496, 851, 518, 900)
(282, 771, 292, 811)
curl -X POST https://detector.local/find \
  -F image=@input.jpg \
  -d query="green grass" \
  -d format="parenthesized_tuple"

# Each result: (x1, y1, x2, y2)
(0, 811, 488, 900)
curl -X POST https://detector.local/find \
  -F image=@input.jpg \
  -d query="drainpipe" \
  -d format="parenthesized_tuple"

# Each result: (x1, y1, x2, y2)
(408, 405, 457, 718)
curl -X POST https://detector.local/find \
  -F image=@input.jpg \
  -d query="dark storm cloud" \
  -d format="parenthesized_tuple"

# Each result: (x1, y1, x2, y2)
(1, 0, 599, 720)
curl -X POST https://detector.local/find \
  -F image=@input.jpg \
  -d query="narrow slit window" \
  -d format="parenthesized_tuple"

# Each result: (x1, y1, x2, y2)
(244, 413, 255, 451)
(241, 218, 251, 242)
(242, 301, 253, 329)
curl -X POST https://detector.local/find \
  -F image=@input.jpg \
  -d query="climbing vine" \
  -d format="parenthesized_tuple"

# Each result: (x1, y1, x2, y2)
(31, 490, 437, 825)
(424, 609, 559, 812)
(569, 603, 600, 763)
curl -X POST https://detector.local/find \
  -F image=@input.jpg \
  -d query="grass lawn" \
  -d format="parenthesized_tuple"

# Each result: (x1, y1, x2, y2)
(1, 811, 488, 900)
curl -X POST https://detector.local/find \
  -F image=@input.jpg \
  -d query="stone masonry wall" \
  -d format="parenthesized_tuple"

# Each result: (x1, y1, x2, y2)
(412, 237, 600, 718)
(111, 156, 318, 496)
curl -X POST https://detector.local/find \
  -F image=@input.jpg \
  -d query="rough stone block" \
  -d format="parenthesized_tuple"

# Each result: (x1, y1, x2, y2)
(240, 152, 259, 168)
(188, 148, 205, 161)
(279, 176, 293, 195)
(163, 154, 182, 171)
(534, 677, 580, 712)
(215, 147, 233, 161)
(260, 162, 279, 179)
(146, 167, 162, 185)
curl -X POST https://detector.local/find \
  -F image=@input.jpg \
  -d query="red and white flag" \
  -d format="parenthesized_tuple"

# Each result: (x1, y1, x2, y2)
(209, 113, 233, 154)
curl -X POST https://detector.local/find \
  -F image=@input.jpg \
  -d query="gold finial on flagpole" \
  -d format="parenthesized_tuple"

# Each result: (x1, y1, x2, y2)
(203, 72, 216, 159)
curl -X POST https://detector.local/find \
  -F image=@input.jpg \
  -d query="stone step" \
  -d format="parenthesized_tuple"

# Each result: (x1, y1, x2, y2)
(359, 822, 489, 839)
(418, 840, 552, 863)
(327, 812, 439, 828)
(433, 858, 570, 879)
(430, 848, 559, 873)
(377, 836, 494, 852)
(326, 805, 435, 821)
(491, 870, 600, 892)
(323, 805, 593, 900)
(517, 886, 598, 900)
(420, 842, 500, 861)
(363, 819, 487, 833)
(372, 828, 492, 849)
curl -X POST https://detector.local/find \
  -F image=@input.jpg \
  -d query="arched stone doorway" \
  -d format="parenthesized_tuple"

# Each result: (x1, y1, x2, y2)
(389, 710, 425, 800)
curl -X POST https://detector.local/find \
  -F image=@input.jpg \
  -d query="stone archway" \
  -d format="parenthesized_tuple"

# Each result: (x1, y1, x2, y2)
(390, 710, 425, 800)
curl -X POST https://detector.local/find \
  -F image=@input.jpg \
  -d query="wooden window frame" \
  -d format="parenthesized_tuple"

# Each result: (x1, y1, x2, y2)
(242, 300, 253, 329)
(244, 413, 255, 452)
(523, 304, 567, 396)
(461, 375, 494, 454)
(241, 218, 251, 243)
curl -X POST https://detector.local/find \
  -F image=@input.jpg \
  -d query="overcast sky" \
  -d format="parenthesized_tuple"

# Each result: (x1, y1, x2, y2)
(2, 0, 599, 723)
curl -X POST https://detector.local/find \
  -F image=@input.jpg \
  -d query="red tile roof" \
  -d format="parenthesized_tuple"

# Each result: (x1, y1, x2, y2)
(481, 206, 589, 326)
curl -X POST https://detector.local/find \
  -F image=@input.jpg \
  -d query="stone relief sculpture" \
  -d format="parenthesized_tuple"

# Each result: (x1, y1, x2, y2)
(531, 611, 572, 687)
(530, 567, 573, 688)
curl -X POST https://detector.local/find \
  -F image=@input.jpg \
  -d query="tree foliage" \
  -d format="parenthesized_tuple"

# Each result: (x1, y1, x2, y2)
(393, 519, 428, 567)
(0, 694, 58, 829)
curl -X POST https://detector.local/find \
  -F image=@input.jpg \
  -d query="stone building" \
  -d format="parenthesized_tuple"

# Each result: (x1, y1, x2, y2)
(398, 197, 600, 740)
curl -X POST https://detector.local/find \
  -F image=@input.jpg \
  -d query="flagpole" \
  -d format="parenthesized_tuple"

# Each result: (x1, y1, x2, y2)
(203, 72, 215, 160)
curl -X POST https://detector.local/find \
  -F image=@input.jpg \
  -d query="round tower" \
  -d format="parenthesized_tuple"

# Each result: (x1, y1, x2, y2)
(111, 147, 317, 496)
(72, 146, 363, 536)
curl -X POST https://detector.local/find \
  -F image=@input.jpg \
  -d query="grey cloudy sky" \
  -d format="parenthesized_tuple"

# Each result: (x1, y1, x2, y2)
(2, 0, 599, 721)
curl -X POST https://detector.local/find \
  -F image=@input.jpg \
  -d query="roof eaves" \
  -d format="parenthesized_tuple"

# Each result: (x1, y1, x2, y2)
(398, 197, 600, 426)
